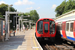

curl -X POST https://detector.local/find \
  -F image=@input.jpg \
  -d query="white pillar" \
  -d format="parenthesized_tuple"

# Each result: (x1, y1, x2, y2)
(19, 20, 20, 32)
(8, 15, 10, 39)
(22, 22, 23, 31)
(29, 22, 31, 29)
(5, 11, 9, 40)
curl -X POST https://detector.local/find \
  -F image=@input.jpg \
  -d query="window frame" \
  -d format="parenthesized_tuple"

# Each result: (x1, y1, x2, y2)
(44, 24, 48, 30)
(70, 23, 74, 32)
(66, 21, 74, 32)
(66, 23, 69, 31)
(37, 20, 43, 33)
(50, 21, 55, 34)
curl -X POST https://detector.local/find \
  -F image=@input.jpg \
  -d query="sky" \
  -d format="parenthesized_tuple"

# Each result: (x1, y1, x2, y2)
(0, 0, 68, 19)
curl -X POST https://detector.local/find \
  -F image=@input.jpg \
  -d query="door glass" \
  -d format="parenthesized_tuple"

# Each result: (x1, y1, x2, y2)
(44, 24, 48, 32)
(50, 21, 55, 34)
(70, 23, 73, 32)
(37, 21, 43, 34)
(66, 23, 69, 31)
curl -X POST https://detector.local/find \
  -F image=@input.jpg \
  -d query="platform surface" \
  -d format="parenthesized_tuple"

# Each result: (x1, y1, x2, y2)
(0, 27, 42, 50)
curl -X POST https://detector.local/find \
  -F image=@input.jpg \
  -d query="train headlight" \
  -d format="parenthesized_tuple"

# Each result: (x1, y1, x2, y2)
(38, 31, 43, 34)
(40, 32, 43, 34)
(38, 29, 43, 34)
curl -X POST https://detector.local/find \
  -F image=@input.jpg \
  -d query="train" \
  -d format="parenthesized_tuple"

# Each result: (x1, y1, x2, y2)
(55, 10, 75, 44)
(35, 18, 56, 42)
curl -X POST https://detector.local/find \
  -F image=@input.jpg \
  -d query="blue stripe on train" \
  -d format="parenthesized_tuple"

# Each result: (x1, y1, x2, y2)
(61, 35, 75, 41)
(61, 35, 63, 37)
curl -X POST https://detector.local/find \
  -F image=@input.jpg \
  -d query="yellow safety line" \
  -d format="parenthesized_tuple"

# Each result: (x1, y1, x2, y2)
(33, 31, 38, 50)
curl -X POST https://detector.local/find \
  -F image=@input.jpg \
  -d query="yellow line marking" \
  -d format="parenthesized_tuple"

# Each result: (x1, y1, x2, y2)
(33, 31, 38, 50)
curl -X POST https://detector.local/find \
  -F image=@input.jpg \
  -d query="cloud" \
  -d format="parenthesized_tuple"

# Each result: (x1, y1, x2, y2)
(26, 7, 33, 9)
(0, 1, 5, 4)
(37, 7, 40, 9)
(14, 0, 34, 5)
(52, 4, 57, 9)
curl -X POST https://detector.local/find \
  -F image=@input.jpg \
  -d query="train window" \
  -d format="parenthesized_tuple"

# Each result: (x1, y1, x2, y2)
(70, 23, 73, 32)
(37, 21, 43, 34)
(44, 24, 48, 32)
(66, 23, 69, 31)
(50, 21, 55, 34)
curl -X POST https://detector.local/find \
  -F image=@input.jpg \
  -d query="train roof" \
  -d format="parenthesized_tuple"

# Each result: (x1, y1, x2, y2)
(37, 18, 54, 22)
(54, 10, 75, 20)
(54, 10, 75, 22)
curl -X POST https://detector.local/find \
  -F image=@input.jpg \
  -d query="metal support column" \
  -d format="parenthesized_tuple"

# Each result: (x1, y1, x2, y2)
(18, 20, 20, 31)
(21, 19, 22, 31)
(8, 16, 10, 38)
(5, 11, 9, 40)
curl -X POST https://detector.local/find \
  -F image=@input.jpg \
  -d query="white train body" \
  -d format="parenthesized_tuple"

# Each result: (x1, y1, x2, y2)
(55, 10, 75, 43)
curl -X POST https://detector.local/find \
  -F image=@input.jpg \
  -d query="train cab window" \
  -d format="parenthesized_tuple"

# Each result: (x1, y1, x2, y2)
(70, 23, 73, 32)
(37, 21, 43, 34)
(66, 23, 69, 31)
(44, 24, 48, 32)
(50, 21, 55, 34)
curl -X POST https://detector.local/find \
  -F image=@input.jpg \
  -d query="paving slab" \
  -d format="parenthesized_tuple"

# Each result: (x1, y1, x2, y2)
(0, 27, 43, 50)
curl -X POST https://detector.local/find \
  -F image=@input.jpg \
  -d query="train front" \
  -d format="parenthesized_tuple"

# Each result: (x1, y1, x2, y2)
(35, 18, 56, 42)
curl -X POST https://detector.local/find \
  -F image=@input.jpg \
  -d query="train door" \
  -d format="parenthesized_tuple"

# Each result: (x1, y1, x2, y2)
(73, 21, 75, 38)
(66, 22, 70, 38)
(66, 21, 74, 40)
(62, 22, 67, 38)
(43, 22, 49, 37)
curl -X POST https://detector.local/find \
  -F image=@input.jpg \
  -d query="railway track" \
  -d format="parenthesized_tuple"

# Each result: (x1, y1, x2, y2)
(38, 39, 75, 50)
(44, 43, 74, 50)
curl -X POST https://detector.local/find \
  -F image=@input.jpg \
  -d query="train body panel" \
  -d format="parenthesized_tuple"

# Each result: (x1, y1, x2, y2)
(35, 18, 56, 42)
(55, 10, 75, 43)
(42, 22, 50, 37)
(62, 22, 66, 38)
(73, 21, 75, 38)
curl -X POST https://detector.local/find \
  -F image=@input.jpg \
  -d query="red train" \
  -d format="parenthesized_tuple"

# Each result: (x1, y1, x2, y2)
(35, 18, 56, 42)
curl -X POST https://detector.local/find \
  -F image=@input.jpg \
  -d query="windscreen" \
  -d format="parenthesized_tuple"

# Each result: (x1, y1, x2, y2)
(37, 21, 43, 34)
(50, 21, 55, 34)
(44, 24, 48, 32)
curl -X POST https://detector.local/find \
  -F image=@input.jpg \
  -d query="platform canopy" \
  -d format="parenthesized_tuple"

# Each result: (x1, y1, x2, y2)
(6, 11, 23, 14)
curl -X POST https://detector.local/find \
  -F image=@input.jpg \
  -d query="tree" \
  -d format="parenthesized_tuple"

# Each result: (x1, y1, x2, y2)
(30, 10, 39, 22)
(55, 0, 66, 17)
(0, 3, 16, 18)
(0, 3, 17, 30)
(18, 10, 39, 22)
(0, 3, 8, 18)
(64, 0, 73, 13)
(55, 0, 75, 17)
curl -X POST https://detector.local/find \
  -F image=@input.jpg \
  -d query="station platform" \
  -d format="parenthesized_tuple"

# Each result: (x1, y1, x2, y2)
(0, 28, 43, 50)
